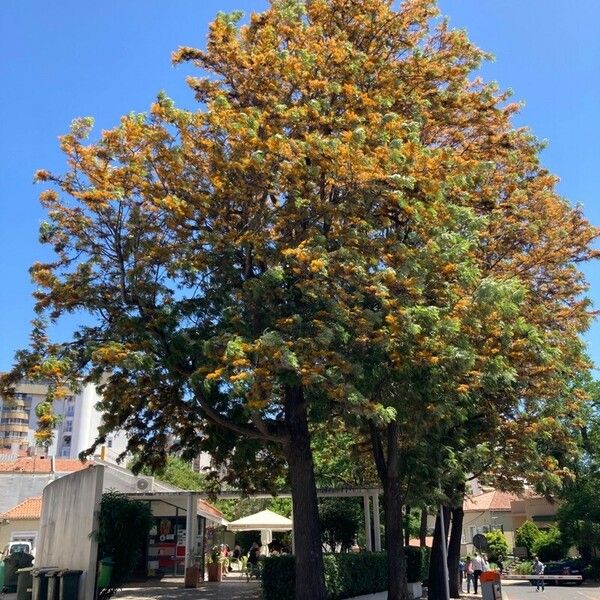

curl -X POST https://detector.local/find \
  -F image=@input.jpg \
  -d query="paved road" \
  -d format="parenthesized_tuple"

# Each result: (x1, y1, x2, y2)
(496, 581, 600, 600)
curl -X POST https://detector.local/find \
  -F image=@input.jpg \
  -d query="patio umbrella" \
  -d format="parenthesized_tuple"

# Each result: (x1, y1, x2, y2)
(227, 509, 293, 555)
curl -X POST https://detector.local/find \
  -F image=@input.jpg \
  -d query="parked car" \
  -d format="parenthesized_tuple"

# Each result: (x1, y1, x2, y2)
(1, 541, 33, 559)
(533, 559, 585, 586)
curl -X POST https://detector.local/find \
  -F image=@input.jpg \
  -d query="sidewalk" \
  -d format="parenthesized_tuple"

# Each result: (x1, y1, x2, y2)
(114, 577, 261, 600)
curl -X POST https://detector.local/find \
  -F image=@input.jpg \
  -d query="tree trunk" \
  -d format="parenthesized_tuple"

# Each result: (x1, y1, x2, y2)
(385, 475, 408, 600)
(420, 507, 428, 547)
(447, 505, 464, 598)
(371, 422, 409, 600)
(404, 504, 410, 547)
(428, 506, 451, 600)
(284, 385, 327, 600)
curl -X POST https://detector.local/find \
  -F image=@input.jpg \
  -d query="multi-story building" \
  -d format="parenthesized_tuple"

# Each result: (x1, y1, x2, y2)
(0, 380, 127, 460)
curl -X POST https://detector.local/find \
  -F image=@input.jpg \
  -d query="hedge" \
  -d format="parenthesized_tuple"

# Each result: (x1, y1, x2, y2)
(262, 548, 429, 600)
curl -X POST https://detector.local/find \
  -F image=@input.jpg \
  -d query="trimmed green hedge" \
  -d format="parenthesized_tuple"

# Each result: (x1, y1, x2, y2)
(262, 548, 429, 600)
(406, 546, 429, 583)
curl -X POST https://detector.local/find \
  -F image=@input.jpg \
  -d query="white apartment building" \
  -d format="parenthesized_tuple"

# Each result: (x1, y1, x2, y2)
(0, 380, 127, 460)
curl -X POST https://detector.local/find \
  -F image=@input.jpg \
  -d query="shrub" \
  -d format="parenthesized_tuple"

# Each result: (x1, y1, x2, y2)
(532, 527, 569, 562)
(335, 552, 387, 598)
(583, 557, 600, 581)
(484, 530, 509, 563)
(262, 554, 295, 600)
(94, 492, 154, 600)
(515, 521, 542, 558)
(406, 546, 430, 583)
(319, 498, 362, 552)
(262, 549, 429, 600)
(513, 560, 533, 575)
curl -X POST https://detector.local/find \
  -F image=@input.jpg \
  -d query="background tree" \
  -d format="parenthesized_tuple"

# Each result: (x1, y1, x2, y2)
(319, 498, 362, 552)
(557, 376, 600, 563)
(2, 1, 597, 599)
(95, 492, 153, 600)
(515, 521, 543, 559)
(532, 526, 569, 562)
(484, 530, 509, 564)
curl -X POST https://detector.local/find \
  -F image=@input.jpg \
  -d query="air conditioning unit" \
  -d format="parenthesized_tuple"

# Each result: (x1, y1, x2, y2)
(136, 477, 153, 492)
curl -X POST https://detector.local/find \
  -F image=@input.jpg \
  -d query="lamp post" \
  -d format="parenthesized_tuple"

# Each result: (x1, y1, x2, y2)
(439, 504, 450, 600)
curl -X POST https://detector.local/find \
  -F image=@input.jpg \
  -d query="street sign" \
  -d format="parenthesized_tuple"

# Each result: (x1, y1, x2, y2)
(473, 533, 488, 550)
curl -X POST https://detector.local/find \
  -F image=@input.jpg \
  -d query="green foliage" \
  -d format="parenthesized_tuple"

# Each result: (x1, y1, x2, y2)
(215, 496, 292, 522)
(262, 554, 295, 600)
(262, 549, 429, 599)
(513, 560, 533, 575)
(558, 471, 600, 562)
(583, 557, 600, 581)
(134, 456, 206, 491)
(556, 375, 600, 564)
(94, 492, 154, 600)
(406, 546, 430, 583)
(404, 508, 425, 540)
(319, 498, 362, 552)
(484, 530, 509, 563)
(515, 521, 542, 558)
(532, 526, 569, 562)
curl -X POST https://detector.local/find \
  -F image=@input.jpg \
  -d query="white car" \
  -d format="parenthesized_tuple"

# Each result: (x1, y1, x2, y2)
(1, 541, 34, 559)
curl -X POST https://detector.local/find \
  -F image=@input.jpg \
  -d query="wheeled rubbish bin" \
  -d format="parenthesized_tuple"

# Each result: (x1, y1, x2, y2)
(59, 569, 83, 600)
(16, 567, 34, 600)
(480, 571, 503, 600)
(32, 567, 59, 600)
(46, 570, 60, 600)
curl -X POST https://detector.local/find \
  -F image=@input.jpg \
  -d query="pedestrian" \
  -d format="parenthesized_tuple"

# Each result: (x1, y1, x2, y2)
(248, 542, 260, 565)
(232, 543, 242, 571)
(465, 556, 474, 593)
(458, 557, 466, 592)
(472, 552, 486, 594)
(533, 555, 545, 592)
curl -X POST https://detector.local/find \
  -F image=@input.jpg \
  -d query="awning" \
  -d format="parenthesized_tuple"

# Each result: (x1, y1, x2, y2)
(227, 509, 293, 531)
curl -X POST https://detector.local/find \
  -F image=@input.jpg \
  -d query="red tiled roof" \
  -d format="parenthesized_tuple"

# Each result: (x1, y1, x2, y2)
(0, 457, 92, 473)
(409, 536, 433, 548)
(0, 448, 28, 457)
(198, 498, 223, 521)
(1, 497, 42, 520)
(463, 490, 519, 512)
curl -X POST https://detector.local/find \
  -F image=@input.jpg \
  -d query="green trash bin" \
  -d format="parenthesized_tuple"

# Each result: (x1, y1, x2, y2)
(96, 557, 114, 589)
(58, 569, 82, 600)
(46, 570, 60, 600)
(0, 559, 5, 591)
(32, 567, 59, 600)
(16, 566, 34, 600)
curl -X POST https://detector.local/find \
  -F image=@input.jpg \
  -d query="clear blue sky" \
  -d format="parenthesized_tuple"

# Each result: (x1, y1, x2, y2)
(1, 1, 598, 371)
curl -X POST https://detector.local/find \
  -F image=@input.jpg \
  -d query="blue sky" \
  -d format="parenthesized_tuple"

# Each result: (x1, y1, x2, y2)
(0, 1, 598, 371)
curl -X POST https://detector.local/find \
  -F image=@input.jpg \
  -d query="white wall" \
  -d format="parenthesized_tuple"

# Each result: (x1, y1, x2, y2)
(36, 464, 104, 600)
(0, 471, 58, 513)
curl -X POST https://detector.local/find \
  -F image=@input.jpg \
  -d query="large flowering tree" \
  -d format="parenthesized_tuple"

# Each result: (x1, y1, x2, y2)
(2, 1, 597, 599)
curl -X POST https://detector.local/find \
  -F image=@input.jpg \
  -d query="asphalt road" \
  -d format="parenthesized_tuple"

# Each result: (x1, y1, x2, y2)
(499, 581, 600, 600)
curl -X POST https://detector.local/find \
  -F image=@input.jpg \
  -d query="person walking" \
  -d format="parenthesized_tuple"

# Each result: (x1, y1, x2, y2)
(497, 554, 504, 575)
(533, 555, 545, 592)
(459, 558, 466, 592)
(465, 556, 474, 593)
(472, 552, 486, 594)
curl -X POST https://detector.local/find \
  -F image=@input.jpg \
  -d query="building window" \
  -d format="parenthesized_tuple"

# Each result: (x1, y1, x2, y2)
(64, 420, 73, 433)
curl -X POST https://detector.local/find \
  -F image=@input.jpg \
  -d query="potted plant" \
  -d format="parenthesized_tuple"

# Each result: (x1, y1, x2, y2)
(206, 546, 223, 582)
